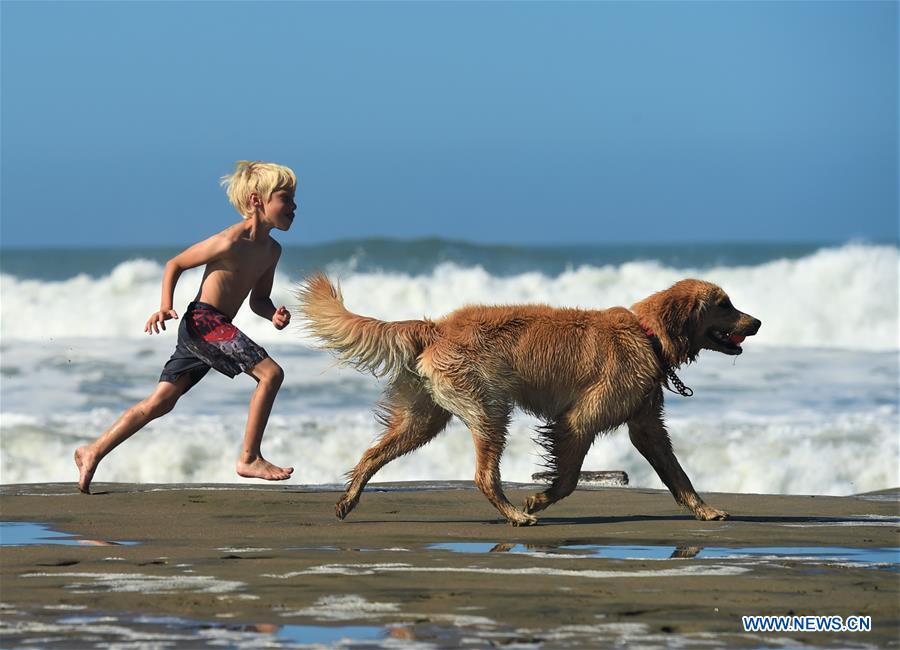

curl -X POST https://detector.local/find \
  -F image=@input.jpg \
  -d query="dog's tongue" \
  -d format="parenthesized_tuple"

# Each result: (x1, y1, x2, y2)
(729, 334, 746, 344)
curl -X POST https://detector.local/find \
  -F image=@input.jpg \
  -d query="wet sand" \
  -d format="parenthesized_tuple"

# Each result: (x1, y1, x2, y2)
(1, 482, 898, 648)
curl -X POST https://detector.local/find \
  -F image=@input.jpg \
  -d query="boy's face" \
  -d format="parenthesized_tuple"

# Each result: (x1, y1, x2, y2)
(260, 186, 297, 231)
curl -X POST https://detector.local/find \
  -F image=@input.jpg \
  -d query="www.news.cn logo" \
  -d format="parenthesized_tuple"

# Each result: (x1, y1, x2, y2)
(742, 615, 872, 633)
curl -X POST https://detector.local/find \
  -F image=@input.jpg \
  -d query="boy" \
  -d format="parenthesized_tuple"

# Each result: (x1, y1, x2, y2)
(75, 161, 297, 493)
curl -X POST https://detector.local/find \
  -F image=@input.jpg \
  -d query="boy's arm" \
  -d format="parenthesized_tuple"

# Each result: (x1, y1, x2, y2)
(249, 248, 290, 330)
(146, 232, 233, 334)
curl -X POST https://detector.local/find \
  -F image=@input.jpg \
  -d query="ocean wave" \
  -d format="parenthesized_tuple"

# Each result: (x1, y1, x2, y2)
(2, 406, 896, 496)
(1, 243, 897, 350)
(1, 337, 896, 495)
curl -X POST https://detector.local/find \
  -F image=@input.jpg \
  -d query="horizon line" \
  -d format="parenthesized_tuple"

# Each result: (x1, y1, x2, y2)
(1, 236, 895, 252)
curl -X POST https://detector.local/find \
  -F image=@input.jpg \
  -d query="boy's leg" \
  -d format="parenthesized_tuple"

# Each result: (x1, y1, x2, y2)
(237, 357, 293, 481)
(74, 374, 192, 494)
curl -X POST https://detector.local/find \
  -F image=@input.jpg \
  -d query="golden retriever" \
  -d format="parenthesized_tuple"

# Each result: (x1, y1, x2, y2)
(297, 275, 761, 526)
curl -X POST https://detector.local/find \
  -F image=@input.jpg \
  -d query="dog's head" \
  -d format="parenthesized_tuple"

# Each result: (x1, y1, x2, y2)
(632, 279, 761, 365)
(690, 282, 761, 356)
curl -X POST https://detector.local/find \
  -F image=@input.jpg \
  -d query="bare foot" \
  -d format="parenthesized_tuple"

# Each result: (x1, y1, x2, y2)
(236, 457, 293, 481)
(74, 446, 97, 494)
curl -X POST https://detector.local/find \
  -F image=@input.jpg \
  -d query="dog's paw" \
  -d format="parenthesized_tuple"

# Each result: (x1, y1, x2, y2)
(335, 496, 358, 520)
(508, 511, 539, 527)
(694, 505, 729, 521)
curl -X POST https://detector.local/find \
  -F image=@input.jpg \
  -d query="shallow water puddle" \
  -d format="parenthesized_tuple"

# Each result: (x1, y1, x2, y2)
(0, 521, 138, 547)
(278, 624, 383, 645)
(429, 542, 900, 566)
(132, 617, 385, 646)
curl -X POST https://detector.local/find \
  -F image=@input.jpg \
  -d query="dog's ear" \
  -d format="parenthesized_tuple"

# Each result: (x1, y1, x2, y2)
(683, 288, 713, 337)
(658, 280, 711, 361)
(658, 281, 700, 330)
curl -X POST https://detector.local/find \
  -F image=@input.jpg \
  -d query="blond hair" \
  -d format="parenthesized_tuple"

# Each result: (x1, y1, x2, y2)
(220, 160, 297, 218)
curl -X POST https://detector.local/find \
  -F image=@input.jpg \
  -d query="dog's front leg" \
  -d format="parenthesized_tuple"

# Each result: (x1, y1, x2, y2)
(627, 403, 728, 521)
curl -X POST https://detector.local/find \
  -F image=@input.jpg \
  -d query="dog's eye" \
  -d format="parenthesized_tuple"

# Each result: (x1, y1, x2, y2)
(718, 299, 733, 310)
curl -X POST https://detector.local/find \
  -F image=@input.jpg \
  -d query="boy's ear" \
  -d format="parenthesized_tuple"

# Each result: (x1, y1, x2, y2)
(248, 192, 262, 208)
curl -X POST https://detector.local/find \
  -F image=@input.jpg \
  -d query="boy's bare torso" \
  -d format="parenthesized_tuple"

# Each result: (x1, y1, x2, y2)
(196, 223, 281, 318)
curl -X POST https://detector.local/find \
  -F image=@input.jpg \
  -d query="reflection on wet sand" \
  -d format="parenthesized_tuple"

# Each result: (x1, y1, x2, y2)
(442, 541, 898, 565)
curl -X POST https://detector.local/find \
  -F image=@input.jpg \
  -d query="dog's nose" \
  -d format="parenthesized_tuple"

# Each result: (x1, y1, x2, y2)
(748, 318, 762, 334)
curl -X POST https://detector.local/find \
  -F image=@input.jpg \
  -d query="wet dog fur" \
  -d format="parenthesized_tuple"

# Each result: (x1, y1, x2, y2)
(297, 275, 761, 526)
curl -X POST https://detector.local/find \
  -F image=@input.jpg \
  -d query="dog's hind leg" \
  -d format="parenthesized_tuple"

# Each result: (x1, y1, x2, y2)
(424, 362, 533, 525)
(336, 380, 451, 520)
(627, 391, 728, 521)
(470, 417, 538, 527)
(524, 422, 594, 515)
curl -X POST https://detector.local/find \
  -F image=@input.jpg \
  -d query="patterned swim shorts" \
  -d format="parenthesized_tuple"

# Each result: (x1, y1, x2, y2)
(159, 301, 269, 391)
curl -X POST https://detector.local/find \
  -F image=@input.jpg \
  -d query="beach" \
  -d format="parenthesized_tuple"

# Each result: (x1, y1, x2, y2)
(1, 482, 897, 648)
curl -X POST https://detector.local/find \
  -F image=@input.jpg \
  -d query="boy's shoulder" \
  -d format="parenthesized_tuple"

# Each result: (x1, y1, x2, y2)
(219, 221, 248, 242)
(195, 222, 242, 247)
(220, 222, 283, 256)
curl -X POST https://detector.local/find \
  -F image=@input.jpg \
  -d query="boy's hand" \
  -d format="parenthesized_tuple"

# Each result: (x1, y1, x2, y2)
(272, 306, 291, 330)
(145, 309, 179, 335)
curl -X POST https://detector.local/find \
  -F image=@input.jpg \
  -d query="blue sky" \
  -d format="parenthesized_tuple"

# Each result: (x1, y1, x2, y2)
(1, 1, 897, 247)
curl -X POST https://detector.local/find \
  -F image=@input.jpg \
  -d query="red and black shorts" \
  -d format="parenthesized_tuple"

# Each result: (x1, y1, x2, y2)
(159, 301, 268, 392)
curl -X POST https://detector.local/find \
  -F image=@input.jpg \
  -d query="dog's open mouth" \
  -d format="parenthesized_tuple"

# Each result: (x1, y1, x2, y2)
(708, 329, 748, 355)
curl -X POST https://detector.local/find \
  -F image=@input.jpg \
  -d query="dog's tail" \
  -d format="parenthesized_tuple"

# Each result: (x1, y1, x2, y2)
(295, 273, 435, 378)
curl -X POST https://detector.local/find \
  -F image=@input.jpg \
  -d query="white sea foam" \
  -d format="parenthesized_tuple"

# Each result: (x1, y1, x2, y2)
(288, 595, 401, 621)
(262, 562, 750, 579)
(0, 619, 196, 645)
(2, 243, 897, 349)
(3, 399, 896, 495)
(1, 335, 897, 495)
(22, 572, 245, 594)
